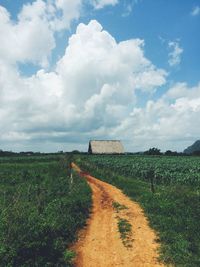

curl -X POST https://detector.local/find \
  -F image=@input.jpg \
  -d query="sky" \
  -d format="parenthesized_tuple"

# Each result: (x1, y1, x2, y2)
(0, 0, 200, 152)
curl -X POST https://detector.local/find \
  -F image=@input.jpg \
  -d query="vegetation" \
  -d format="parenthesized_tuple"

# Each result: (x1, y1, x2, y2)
(112, 201, 128, 213)
(117, 218, 132, 248)
(1, 152, 200, 266)
(0, 155, 92, 266)
(112, 201, 132, 248)
(77, 154, 200, 267)
(78, 154, 200, 186)
(144, 147, 162, 155)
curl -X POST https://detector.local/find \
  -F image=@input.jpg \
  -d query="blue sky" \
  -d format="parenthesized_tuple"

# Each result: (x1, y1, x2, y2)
(0, 0, 200, 152)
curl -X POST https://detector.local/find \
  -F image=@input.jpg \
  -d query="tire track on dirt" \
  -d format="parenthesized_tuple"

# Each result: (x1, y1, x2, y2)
(71, 163, 165, 267)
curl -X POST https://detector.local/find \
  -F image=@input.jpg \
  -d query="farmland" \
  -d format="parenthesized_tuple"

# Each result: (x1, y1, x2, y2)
(77, 154, 200, 267)
(0, 153, 200, 266)
(78, 154, 200, 185)
(0, 155, 91, 266)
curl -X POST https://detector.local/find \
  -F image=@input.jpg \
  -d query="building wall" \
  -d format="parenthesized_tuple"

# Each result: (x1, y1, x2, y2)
(88, 140, 124, 154)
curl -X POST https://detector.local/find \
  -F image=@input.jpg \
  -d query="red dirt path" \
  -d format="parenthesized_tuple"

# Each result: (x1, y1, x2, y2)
(71, 163, 165, 267)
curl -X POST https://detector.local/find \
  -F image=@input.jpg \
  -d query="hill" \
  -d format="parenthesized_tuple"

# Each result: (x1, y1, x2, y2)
(184, 140, 200, 154)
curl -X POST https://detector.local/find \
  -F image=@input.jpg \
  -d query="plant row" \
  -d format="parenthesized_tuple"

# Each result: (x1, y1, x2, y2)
(0, 156, 92, 266)
(80, 154, 200, 186)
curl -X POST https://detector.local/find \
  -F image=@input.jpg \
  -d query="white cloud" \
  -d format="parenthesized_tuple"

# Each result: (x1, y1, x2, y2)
(0, 4, 52, 67)
(53, 0, 82, 30)
(165, 82, 200, 101)
(0, 0, 83, 68)
(122, 3, 133, 17)
(191, 6, 200, 16)
(0, 0, 126, 69)
(91, 0, 118, 9)
(168, 41, 183, 67)
(0, 19, 167, 151)
(0, 2, 199, 152)
(112, 82, 200, 151)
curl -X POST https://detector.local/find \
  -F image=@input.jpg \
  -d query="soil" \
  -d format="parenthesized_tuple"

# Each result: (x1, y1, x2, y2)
(71, 163, 165, 267)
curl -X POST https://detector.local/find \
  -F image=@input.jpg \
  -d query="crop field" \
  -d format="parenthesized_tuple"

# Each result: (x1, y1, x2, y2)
(77, 154, 200, 267)
(1, 153, 200, 266)
(0, 155, 91, 266)
(78, 154, 200, 185)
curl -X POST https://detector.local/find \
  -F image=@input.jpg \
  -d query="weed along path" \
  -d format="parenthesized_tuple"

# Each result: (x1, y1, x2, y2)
(71, 163, 164, 267)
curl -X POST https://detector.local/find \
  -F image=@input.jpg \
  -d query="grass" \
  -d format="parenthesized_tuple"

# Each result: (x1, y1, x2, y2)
(112, 201, 132, 248)
(0, 155, 92, 266)
(112, 201, 128, 213)
(117, 217, 133, 248)
(63, 250, 76, 265)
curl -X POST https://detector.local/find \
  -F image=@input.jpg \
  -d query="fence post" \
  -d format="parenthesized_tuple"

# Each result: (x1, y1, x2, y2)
(70, 162, 73, 185)
(150, 174, 155, 193)
(148, 169, 155, 193)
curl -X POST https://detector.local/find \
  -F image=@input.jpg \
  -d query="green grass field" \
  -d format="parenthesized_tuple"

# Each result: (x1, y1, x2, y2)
(77, 154, 200, 267)
(0, 155, 92, 266)
(1, 153, 200, 266)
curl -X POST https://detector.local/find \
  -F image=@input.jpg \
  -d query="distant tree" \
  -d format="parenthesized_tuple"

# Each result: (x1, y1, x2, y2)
(144, 147, 162, 155)
(165, 150, 179, 156)
(0, 150, 16, 157)
(71, 150, 81, 154)
(19, 151, 34, 156)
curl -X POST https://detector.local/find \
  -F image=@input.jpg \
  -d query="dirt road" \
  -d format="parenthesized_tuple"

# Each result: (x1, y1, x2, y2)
(72, 163, 164, 267)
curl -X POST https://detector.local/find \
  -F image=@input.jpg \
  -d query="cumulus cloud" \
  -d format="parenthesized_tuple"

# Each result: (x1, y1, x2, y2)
(0, 19, 167, 151)
(112, 82, 200, 151)
(0, 5, 51, 67)
(53, 0, 82, 31)
(0, 0, 84, 68)
(168, 41, 183, 67)
(191, 6, 200, 16)
(0, 0, 127, 68)
(1, 1, 198, 152)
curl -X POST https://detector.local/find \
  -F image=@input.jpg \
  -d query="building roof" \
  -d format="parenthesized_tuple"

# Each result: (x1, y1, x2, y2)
(88, 140, 124, 154)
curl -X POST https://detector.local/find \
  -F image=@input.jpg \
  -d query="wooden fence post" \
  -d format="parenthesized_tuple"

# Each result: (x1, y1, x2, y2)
(70, 162, 73, 185)
(150, 174, 155, 193)
(148, 169, 155, 193)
